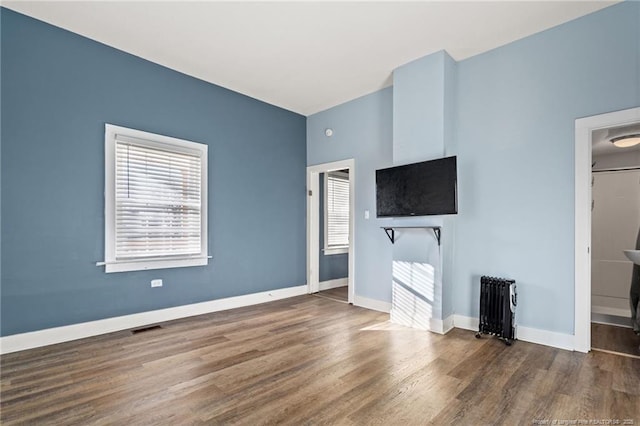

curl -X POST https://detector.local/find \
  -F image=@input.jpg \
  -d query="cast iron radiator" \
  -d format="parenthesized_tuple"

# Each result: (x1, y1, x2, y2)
(475, 276, 517, 345)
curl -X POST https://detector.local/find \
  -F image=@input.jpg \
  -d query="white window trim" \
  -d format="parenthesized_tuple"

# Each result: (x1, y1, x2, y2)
(323, 170, 349, 256)
(103, 124, 208, 273)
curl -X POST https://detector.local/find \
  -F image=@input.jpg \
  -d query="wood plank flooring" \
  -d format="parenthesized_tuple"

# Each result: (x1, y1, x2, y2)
(1, 295, 639, 425)
(316, 286, 348, 303)
(592, 322, 640, 358)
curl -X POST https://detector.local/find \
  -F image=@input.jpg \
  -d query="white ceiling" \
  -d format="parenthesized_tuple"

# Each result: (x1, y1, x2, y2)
(3, 1, 618, 116)
(592, 123, 640, 156)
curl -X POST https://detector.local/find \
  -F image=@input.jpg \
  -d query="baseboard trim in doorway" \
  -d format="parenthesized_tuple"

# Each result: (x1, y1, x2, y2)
(591, 306, 631, 318)
(591, 347, 640, 360)
(0, 284, 307, 355)
(591, 311, 632, 328)
(318, 278, 348, 291)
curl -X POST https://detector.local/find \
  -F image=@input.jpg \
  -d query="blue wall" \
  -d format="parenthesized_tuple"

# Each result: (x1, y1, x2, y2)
(318, 173, 348, 282)
(308, 88, 394, 303)
(0, 9, 307, 336)
(393, 51, 448, 164)
(392, 50, 458, 323)
(452, 1, 639, 334)
(309, 1, 639, 335)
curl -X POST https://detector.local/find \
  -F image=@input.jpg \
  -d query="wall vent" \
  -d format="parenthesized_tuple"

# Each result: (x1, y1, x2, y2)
(131, 325, 162, 334)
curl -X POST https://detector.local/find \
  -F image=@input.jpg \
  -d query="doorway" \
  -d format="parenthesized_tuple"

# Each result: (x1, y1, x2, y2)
(306, 159, 355, 304)
(590, 167, 640, 357)
(574, 107, 640, 353)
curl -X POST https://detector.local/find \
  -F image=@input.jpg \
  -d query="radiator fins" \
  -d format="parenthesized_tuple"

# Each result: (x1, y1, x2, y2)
(475, 276, 517, 345)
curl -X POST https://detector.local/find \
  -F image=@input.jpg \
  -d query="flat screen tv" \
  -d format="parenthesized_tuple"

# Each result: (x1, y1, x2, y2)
(376, 156, 457, 217)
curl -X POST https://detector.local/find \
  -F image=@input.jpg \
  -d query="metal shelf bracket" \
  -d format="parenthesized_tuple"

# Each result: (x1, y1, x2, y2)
(383, 227, 395, 243)
(381, 226, 441, 246)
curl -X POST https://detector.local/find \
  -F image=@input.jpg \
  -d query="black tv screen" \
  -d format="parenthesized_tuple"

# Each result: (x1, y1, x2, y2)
(376, 156, 457, 217)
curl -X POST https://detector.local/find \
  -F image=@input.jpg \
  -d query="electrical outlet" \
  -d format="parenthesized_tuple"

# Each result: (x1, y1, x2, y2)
(151, 279, 163, 288)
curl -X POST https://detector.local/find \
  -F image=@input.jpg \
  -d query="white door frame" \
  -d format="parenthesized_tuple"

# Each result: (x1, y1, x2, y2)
(307, 159, 355, 303)
(574, 106, 640, 353)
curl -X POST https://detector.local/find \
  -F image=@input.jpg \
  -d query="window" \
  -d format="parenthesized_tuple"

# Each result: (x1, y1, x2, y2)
(324, 170, 349, 255)
(104, 124, 208, 273)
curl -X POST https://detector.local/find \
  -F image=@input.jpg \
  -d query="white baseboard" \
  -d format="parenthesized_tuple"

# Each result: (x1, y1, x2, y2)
(0, 291, 579, 354)
(442, 314, 455, 334)
(0, 285, 308, 355)
(591, 305, 631, 318)
(453, 315, 575, 351)
(353, 295, 391, 313)
(453, 315, 477, 332)
(517, 325, 575, 351)
(429, 315, 455, 335)
(387, 313, 453, 335)
(318, 278, 348, 291)
(430, 318, 443, 334)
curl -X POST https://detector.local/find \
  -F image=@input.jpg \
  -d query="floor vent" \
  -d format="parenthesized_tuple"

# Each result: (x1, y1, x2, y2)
(131, 325, 162, 334)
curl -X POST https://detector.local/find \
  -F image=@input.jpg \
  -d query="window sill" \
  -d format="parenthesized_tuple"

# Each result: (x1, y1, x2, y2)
(101, 256, 209, 273)
(323, 247, 349, 256)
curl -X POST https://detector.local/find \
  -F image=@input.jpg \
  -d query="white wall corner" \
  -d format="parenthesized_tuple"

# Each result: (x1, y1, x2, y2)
(442, 314, 455, 334)
(0, 284, 308, 355)
(453, 315, 574, 351)
(354, 295, 391, 313)
(318, 278, 348, 291)
(428, 318, 445, 334)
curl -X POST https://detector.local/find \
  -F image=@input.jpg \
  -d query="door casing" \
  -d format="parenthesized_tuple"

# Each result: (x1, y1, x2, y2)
(306, 159, 355, 303)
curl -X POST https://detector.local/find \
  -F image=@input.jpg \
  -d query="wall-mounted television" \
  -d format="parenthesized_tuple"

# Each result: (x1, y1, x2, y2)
(376, 156, 457, 217)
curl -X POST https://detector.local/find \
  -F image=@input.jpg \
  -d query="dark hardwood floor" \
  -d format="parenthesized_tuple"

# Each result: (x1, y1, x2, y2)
(1, 295, 639, 425)
(592, 322, 640, 358)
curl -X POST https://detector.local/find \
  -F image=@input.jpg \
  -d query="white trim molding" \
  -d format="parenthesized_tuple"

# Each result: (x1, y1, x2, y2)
(103, 123, 208, 273)
(452, 315, 477, 331)
(442, 314, 455, 334)
(427, 317, 454, 335)
(0, 285, 307, 355)
(318, 278, 348, 291)
(591, 305, 631, 318)
(353, 295, 391, 313)
(574, 107, 640, 353)
(307, 159, 356, 304)
(453, 315, 574, 351)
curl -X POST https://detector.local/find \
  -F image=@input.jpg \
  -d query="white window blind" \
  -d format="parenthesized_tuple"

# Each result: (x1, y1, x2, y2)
(103, 124, 208, 273)
(115, 138, 202, 259)
(326, 171, 349, 248)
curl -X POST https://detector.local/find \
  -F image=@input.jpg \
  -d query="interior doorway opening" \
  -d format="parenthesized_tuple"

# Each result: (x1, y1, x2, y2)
(306, 159, 355, 304)
(574, 107, 640, 353)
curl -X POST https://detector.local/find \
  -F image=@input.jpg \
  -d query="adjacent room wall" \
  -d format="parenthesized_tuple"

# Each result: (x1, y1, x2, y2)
(318, 172, 348, 282)
(593, 150, 640, 171)
(0, 9, 307, 336)
(591, 169, 640, 316)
